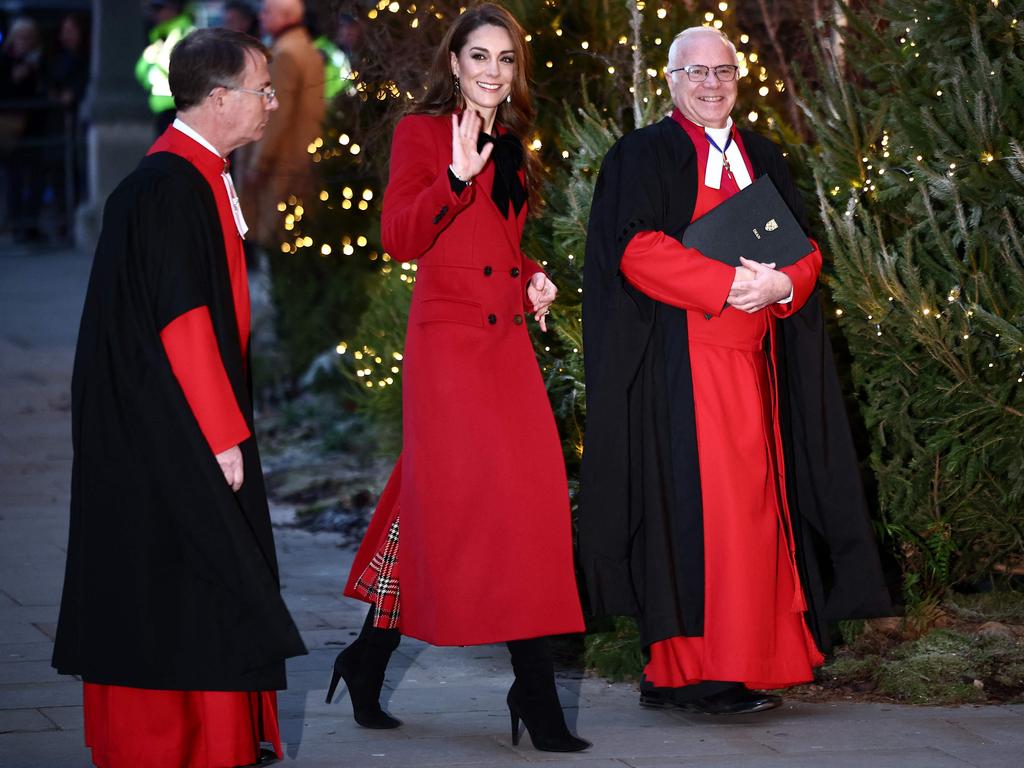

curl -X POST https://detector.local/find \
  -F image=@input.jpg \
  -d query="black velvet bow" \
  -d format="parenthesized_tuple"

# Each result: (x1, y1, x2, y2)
(477, 131, 527, 219)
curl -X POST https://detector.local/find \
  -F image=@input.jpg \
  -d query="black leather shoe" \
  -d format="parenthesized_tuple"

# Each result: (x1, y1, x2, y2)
(640, 686, 781, 715)
(679, 688, 782, 715)
(638, 687, 676, 709)
(238, 748, 280, 766)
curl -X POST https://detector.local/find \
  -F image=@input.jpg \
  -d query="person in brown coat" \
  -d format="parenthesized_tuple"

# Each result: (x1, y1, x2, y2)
(240, 0, 325, 246)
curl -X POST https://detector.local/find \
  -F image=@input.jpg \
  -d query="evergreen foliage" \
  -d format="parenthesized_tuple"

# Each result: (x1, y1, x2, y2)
(265, 93, 386, 379)
(797, 0, 1024, 603)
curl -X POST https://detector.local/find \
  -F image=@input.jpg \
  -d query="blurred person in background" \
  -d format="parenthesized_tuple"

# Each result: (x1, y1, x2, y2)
(48, 13, 90, 109)
(223, 0, 260, 38)
(47, 12, 91, 235)
(239, 0, 324, 247)
(0, 15, 45, 242)
(136, 0, 194, 135)
(312, 10, 354, 101)
(334, 12, 363, 70)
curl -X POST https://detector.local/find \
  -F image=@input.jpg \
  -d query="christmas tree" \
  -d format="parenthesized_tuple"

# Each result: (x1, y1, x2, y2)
(797, 0, 1024, 606)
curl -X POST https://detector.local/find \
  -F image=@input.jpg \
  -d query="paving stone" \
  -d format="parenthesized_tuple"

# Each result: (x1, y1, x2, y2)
(37, 705, 83, 731)
(288, 732, 524, 767)
(0, 641, 57, 663)
(0, 623, 52, 645)
(938, 744, 1024, 768)
(944, 714, 1024, 744)
(0, 660, 64, 686)
(745, 714, 990, 753)
(0, 730, 91, 768)
(623, 746, 974, 767)
(0, 708, 57, 734)
(0, 680, 83, 709)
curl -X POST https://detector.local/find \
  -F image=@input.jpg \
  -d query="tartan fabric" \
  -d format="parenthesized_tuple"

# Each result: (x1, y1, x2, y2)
(352, 514, 401, 629)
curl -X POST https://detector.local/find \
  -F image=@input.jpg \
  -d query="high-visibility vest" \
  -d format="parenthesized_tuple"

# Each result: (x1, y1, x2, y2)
(313, 36, 355, 101)
(135, 14, 196, 114)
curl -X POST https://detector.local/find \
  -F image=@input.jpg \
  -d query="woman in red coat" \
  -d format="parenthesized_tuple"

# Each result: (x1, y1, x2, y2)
(328, 2, 588, 753)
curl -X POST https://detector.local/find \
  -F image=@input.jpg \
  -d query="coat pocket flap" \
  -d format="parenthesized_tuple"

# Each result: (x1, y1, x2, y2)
(416, 298, 483, 327)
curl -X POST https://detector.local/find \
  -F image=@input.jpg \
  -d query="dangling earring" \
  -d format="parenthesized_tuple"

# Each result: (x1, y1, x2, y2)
(453, 75, 461, 93)
(506, 92, 512, 104)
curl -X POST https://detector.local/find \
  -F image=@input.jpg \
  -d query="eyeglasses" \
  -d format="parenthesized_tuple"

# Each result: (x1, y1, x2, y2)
(212, 85, 277, 102)
(667, 64, 739, 83)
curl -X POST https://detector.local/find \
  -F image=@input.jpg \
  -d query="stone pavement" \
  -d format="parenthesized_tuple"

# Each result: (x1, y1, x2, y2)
(1, 246, 1023, 768)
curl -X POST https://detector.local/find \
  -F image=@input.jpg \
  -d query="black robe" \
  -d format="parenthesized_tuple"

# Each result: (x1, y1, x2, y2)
(579, 116, 892, 652)
(52, 152, 306, 691)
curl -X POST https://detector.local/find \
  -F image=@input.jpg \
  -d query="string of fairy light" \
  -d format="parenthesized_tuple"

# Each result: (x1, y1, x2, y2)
(275, 0, 870, 392)
(826, 7, 1022, 384)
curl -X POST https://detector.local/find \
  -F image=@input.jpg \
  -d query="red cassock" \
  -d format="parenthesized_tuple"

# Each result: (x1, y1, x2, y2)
(82, 125, 280, 768)
(345, 113, 585, 645)
(621, 112, 824, 689)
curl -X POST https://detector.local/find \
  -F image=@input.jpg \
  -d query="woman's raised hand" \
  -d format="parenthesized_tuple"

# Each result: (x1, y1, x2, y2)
(450, 110, 494, 182)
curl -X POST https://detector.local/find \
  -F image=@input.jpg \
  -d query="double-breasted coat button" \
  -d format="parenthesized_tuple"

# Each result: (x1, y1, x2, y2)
(510, 267, 520, 278)
(483, 266, 493, 276)
(512, 314, 524, 325)
(487, 313, 497, 325)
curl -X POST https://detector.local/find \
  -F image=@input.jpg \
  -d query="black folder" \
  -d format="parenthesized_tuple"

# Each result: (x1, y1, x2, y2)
(679, 175, 812, 268)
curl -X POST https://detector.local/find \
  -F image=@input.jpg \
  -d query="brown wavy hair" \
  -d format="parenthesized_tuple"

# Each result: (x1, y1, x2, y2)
(410, 2, 541, 213)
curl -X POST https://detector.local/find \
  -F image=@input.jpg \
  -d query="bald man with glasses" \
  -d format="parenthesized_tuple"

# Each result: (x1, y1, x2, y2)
(580, 26, 891, 717)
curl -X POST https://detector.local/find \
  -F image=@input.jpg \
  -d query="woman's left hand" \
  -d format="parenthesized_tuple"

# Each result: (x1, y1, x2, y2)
(527, 272, 557, 332)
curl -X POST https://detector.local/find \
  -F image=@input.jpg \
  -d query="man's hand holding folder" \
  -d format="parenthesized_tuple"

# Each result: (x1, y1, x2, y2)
(676, 175, 811, 313)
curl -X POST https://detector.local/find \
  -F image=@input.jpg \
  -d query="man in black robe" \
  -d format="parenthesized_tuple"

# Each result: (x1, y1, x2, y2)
(53, 27, 305, 766)
(580, 26, 891, 716)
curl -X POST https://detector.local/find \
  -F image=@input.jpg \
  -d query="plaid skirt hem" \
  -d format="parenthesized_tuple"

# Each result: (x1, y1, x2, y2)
(351, 514, 401, 629)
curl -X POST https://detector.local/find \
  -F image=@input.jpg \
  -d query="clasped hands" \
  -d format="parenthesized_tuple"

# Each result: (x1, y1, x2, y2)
(728, 257, 792, 313)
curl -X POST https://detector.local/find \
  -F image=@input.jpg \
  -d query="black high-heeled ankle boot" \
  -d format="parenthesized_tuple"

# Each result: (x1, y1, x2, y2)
(326, 608, 402, 729)
(506, 638, 590, 752)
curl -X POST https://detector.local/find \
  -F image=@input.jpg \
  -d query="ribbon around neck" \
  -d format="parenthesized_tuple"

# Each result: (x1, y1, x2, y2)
(477, 131, 527, 219)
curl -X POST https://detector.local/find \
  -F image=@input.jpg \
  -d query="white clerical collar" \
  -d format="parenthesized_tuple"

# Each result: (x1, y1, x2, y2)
(171, 118, 249, 239)
(701, 117, 752, 191)
(173, 118, 222, 159)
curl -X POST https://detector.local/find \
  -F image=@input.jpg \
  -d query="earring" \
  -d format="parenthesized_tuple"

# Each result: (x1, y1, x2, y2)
(506, 93, 512, 104)
(453, 75, 461, 93)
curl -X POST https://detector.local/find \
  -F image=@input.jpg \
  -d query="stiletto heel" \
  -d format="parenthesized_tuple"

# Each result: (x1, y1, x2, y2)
(325, 666, 342, 705)
(506, 639, 590, 752)
(326, 610, 403, 729)
(508, 697, 521, 746)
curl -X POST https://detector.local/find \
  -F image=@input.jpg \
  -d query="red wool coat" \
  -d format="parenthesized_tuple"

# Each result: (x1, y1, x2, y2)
(345, 113, 585, 645)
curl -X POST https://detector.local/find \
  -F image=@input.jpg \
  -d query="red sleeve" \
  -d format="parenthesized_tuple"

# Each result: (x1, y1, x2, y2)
(160, 306, 251, 455)
(381, 116, 474, 262)
(770, 238, 823, 318)
(620, 230, 736, 317)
